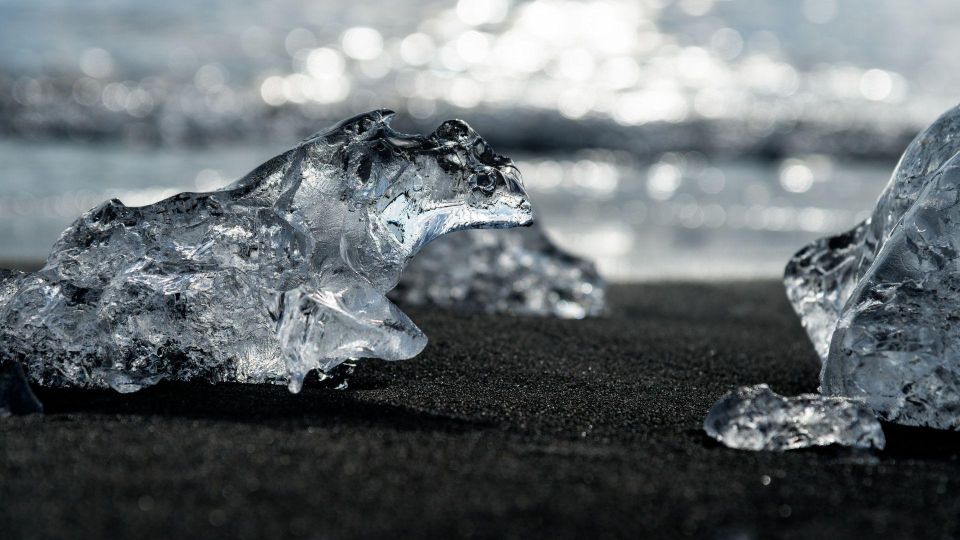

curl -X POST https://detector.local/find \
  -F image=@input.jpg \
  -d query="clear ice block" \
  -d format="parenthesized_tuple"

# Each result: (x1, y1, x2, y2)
(785, 104, 960, 429)
(392, 226, 605, 319)
(704, 384, 885, 451)
(0, 110, 532, 393)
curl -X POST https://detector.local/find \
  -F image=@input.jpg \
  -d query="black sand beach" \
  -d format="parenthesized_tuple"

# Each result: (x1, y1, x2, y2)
(3, 282, 960, 539)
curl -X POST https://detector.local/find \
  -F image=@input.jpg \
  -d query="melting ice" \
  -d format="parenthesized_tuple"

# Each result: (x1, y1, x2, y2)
(704, 384, 885, 451)
(392, 226, 605, 319)
(0, 110, 532, 394)
(786, 104, 960, 430)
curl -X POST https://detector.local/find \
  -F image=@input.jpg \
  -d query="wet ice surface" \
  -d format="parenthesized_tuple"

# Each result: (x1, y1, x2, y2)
(704, 384, 885, 451)
(0, 110, 532, 394)
(785, 104, 960, 430)
(392, 226, 605, 319)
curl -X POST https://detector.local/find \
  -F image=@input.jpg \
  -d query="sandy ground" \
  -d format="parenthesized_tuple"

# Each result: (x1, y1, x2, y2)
(2, 282, 960, 539)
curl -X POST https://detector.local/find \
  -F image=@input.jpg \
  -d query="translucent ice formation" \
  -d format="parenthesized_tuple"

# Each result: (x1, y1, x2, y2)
(785, 104, 960, 429)
(0, 110, 532, 393)
(704, 384, 885, 451)
(392, 226, 605, 319)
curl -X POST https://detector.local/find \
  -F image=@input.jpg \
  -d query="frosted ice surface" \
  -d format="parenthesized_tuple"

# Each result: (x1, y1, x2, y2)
(0, 110, 532, 393)
(704, 384, 885, 451)
(392, 226, 605, 319)
(785, 104, 960, 429)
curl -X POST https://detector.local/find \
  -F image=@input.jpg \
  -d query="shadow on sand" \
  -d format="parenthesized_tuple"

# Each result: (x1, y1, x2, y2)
(31, 378, 493, 434)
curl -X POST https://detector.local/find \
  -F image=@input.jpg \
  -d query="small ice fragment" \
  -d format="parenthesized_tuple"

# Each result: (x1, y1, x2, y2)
(0, 359, 44, 417)
(703, 384, 885, 451)
(785, 104, 960, 429)
(0, 110, 533, 393)
(392, 226, 605, 318)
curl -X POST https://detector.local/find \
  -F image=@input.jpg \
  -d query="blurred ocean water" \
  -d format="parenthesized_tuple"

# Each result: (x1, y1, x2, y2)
(0, 139, 888, 279)
(0, 0, 955, 279)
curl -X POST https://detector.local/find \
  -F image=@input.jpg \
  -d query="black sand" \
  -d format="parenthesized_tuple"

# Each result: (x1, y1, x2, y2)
(3, 282, 960, 539)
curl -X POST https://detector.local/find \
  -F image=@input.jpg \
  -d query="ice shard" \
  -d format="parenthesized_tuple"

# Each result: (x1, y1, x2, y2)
(785, 104, 960, 429)
(0, 110, 532, 393)
(392, 226, 605, 319)
(704, 384, 885, 451)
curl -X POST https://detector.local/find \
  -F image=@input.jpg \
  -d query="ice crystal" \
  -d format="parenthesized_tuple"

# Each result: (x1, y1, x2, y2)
(704, 384, 885, 451)
(785, 104, 960, 429)
(0, 110, 532, 393)
(392, 226, 605, 319)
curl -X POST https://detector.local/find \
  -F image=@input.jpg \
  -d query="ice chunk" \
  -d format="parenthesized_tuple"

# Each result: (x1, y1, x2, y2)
(704, 384, 885, 451)
(785, 104, 960, 429)
(391, 226, 605, 319)
(0, 110, 532, 393)
(0, 359, 44, 417)
(0, 269, 23, 305)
